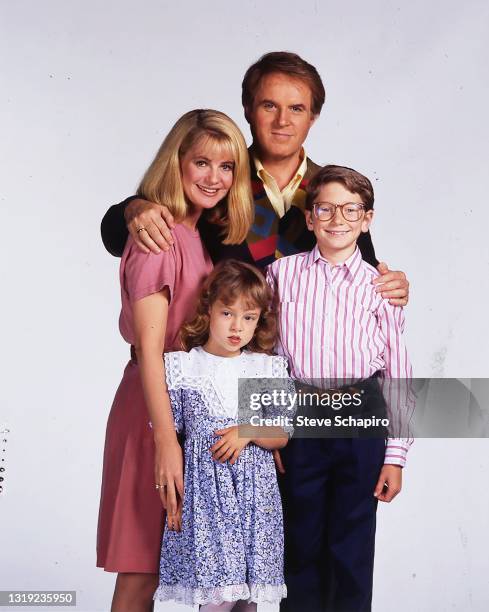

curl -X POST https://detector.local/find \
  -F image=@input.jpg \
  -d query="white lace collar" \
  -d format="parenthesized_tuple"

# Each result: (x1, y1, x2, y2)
(164, 347, 288, 419)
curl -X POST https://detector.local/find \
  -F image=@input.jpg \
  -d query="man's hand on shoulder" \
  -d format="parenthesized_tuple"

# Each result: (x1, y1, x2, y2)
(373, 262, 410, 307)
(125, 198, 176, 254)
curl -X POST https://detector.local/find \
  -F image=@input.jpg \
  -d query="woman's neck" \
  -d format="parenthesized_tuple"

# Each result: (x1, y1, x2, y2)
(182, 206, 202, 231)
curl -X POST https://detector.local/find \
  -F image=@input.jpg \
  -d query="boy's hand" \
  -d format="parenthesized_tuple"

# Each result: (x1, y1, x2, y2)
(125, 198, 175, 254)
(273, 449, 286, 474)
(166, 496, 183, 532)
(374, 464, 402, 502)
(211, 426, 252, 465)
(373, 262, 409, 306)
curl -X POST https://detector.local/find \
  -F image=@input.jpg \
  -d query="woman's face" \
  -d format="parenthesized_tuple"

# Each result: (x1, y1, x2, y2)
(180, 139, 235, 211)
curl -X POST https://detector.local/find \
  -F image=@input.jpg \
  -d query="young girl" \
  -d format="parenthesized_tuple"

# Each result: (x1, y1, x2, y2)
(97, 110, 254, 612)
(154, 260, 293, 611)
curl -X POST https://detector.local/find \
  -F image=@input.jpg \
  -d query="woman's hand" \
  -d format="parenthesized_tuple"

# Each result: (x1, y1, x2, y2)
(125, 198, 175, 254)
(166, 496, 183, 533)
(373, 262, 410, 306)
(211, 426, 252, 465)
(154, 438, 184, 516)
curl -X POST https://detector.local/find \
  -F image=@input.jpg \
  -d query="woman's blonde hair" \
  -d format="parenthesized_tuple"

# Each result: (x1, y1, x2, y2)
(181, 260, 277, 354)
(137, 109, 253, 244)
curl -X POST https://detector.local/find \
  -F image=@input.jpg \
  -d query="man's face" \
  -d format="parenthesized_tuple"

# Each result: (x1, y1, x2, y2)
(246, 72, 317, 161)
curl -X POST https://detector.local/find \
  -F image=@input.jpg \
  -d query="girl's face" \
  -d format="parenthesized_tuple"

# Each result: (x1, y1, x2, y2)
(180, 140, 235, 212)
(204, 297, 261, 358)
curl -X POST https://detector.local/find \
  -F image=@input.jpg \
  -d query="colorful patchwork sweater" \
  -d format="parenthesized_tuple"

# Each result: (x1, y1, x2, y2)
(101, 156, 377, 269)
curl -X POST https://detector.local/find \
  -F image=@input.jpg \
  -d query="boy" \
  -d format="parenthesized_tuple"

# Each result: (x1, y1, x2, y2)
(266, 165, 413, 612)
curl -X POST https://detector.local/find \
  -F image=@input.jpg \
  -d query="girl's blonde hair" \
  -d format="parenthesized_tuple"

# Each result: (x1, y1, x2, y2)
(181, 260, 277, 354)
(137, 109, 254, 244)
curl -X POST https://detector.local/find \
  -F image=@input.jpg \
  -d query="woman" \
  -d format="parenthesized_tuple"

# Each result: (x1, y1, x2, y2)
(97, 109, 254, 612)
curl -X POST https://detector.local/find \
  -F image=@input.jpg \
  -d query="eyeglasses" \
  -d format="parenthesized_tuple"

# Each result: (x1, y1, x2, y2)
(312, 202, 366, 222)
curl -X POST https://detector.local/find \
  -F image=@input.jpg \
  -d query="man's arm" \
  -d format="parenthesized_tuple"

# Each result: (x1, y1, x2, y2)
(101, 197, 137, 257)
(359, 230, 410, 307)
(101, 197, 175, 257)
(357, 230, 378, 268)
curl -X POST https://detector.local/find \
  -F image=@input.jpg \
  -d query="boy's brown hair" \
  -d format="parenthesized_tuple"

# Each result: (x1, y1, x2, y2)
(306, 165, 375, 211)
(242, 51, 326, 118)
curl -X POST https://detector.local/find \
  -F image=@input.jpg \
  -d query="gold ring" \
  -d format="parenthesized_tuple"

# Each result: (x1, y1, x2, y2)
(137, 226, 147, 234)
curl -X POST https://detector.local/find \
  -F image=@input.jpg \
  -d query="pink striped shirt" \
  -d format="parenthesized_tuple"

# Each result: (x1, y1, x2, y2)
(266, 245, 414, 467)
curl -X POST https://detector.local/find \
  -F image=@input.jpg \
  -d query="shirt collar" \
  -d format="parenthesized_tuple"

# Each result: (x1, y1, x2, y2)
(305, 245, 364, 283)
(252, 147, 307, 187)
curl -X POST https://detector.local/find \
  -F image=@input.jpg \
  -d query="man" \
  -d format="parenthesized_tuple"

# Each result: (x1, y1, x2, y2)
(101, 52, 408, 306)
(101, 52, 410, 611)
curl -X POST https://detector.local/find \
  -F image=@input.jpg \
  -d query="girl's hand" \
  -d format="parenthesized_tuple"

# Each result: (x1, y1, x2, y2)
(154, 439, 184, 516)
(211, 426, 252, 465)
(166, 496, 182, 533)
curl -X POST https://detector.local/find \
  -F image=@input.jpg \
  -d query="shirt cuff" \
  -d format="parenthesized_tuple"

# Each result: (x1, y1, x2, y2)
(384, 439, 412, 467)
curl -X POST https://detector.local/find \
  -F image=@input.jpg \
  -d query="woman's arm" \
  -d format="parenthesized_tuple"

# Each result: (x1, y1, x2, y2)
(133, 288, 183, 515)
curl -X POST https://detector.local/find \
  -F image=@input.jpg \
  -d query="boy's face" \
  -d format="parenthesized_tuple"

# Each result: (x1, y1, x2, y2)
(246, 72, 317, 162)
(305, 181, 373, 262)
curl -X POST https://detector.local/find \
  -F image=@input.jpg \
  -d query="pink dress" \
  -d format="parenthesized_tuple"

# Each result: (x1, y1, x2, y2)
(97, 223, 213, 573)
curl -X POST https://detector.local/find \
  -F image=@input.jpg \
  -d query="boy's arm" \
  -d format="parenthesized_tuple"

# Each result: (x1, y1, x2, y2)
(375, 300, 415, 502)
(378, 301, 415, 466)
(101, 196, 175, 257)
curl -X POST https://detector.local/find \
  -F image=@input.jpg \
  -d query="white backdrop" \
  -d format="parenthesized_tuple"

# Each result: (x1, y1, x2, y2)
(1, 1, 489, 610)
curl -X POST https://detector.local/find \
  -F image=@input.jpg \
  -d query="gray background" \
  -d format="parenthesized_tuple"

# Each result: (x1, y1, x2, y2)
(1, 0, 489, 610)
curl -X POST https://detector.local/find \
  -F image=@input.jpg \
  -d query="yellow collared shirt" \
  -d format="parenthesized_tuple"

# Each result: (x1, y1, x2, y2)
(253, 149, 307, 218)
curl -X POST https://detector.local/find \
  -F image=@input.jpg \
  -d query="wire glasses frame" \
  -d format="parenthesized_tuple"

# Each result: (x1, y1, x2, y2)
(312, 202, 366, 222)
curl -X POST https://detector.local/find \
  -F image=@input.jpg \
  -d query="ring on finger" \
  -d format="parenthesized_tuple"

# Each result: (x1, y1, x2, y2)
(137, 226, 147, 234)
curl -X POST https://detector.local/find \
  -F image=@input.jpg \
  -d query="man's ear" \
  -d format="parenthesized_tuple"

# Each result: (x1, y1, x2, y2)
(304, 209, 314, 231)
(361, 210, 374, 233)
(309, 113, 319, 128)
(244, 105, 251, 124)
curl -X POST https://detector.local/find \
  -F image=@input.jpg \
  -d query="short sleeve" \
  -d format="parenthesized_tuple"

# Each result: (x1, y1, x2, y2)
(264, 354, 296, 436)
(271, 355, 289, 378)
(168, 388, 184, 434)
(123, 238, 176, 303)
(164, 352, 185, 433)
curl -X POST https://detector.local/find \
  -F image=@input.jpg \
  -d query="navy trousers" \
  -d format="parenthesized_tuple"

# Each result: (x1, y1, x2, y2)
(279, 436, 386, 612)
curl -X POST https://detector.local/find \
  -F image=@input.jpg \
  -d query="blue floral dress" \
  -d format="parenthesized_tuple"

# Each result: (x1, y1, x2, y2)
(154, 346, 292, 606)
